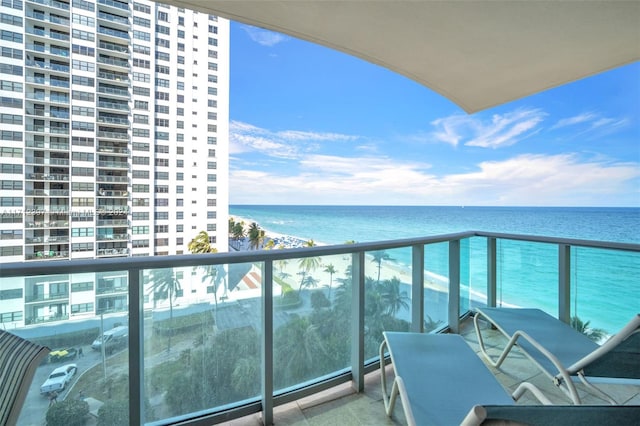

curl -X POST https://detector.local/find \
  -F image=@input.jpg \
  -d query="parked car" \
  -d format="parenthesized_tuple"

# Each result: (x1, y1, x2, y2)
(91, 326, 128, 354)
(40, 364, 77, 395)
(48, 347, 78, 363)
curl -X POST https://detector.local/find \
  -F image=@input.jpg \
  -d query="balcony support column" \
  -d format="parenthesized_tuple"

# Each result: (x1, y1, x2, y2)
(448, 240, 461, 333)
(410, 244, 424, 333)
(262, 261, 274, 425)
(351, 251, 365, 392)
(558, 244, 571, 324)
(487, 238, 497, 307)
(128, 268, 143, 425)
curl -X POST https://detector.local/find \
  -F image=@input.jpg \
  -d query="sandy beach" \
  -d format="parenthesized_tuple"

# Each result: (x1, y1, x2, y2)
(228, 215, 457, 298)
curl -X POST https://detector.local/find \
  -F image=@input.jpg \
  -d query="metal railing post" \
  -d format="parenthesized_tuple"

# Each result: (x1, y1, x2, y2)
(262, 260, 274, 425)
(558, 244, 571, 324)
(351, 251, 365, 392)
(487, 238, 497, 307)
(448, 240, 461, 333)
(128, 267, 142, 425)
(411, 244, 425, 333)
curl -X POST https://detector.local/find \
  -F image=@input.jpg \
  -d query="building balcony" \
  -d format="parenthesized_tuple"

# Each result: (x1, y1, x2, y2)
(96, 174, 128, 183)
(24, 157, 69, 166)
(27, 0, 70, 12)
(97, 99, 129, 112)
(25, 189, 70, 197)
(96, 218, 128, 226)
(25, 249, 68, 260)
(3, 232, 638, 425)
(97, 145, 129, 155)
(97, 10, 129, 27)
(98, 40, 129, 55)
(96, 160, 129, 169)
(25, 10, 70, 27)
(25, 173, 69, 181)
(25, 139, 69, 150)
(97, 247, 129, 256)
(25, 292, 69, 303)
(97, 0, 130, 13)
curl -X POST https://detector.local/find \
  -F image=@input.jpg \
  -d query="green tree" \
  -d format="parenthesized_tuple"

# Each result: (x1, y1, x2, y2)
(248, 222, 265, 250)
(46, 398, 89, 426)
(571, 316, 607, 342)
(232, 222, 245, 239)
(310, 291, 331, 310)
(149, 268, 182, 352)
(188, 230, 217, 253)
(301, 275, 319, 294)
(323, 263, 337, 300)
(97, 399, 128, 426)
(379, 277, 410, 317)
(231, 356, 260, 396)
(371, 250, 393, 284)
(298, 255, 322, 289)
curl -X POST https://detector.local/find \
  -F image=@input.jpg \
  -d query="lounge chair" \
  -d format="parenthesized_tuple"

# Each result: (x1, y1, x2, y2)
(462, 404, 640, 426)
(0, 330, 50, 426)
(380, 332, 551, 425)
(473, 307, 640, 404)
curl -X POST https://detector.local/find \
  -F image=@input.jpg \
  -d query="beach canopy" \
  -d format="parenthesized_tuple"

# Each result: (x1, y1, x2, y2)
(161, 1, 639, 113)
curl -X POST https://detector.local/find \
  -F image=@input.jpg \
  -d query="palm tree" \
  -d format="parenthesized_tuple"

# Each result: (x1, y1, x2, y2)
(149, 268, 181, 352)
(298, 255, 322, 287)
(188, 230, 217, 253)
(371, 250, 393, 284)
(379, 277, 410, 317)
(232, 221, 245, 248)
(248, 222, 265, 250)
(323, 263, 337, 300)
(276, 258, 289, 277)
(301, 275, 319, 292)
(571, 316, 607, 342)
(264, 239, 275, 250)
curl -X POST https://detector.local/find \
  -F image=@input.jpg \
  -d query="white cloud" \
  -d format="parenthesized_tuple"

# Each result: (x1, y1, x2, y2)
(551, 112, 630, 136)
(230, 152, 640, 206)
(229, 120, 360, 159)
(430, 108, 547, 149)
(551, 112, 597, 129)
(241, 25, 288, 46)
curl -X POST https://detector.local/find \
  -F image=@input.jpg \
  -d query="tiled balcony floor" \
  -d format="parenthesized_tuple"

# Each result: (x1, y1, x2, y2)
(222, 317, 640, 425)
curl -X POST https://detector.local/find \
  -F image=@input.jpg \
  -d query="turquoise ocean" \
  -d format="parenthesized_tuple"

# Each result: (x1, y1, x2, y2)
(230, 205, 639, 333)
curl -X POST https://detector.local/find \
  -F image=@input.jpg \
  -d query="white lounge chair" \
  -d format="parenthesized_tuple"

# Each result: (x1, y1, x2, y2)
(473, 307, 640, 404)
(463, 404, 640, 426)
(380, 332, 551, 425)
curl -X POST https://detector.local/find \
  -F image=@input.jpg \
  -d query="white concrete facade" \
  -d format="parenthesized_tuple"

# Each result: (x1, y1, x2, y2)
(0, 0, 229, 326)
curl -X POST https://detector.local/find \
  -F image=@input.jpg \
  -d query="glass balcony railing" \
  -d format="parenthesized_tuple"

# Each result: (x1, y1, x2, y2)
(29, 0, 70, 11)
(2, 232, 638, 425)
(98, 0, 130, 12)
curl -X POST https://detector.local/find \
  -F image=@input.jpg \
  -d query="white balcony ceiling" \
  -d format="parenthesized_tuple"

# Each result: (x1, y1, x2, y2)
(164, 1, 639, 113)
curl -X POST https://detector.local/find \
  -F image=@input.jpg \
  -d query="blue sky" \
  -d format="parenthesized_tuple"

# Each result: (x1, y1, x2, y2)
(228, 24, 640, 207)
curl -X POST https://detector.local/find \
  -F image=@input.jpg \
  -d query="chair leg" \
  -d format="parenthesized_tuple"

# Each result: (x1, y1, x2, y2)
(577, 372, 618, 404)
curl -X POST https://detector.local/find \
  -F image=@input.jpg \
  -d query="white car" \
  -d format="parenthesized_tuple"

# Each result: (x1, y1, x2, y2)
(40, 364, 77, 395)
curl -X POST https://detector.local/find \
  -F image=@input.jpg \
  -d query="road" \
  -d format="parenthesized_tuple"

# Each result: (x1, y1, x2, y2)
(16, 347, 103, 426)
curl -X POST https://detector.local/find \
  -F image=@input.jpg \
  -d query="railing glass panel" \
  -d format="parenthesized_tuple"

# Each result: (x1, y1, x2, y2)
(142, 263, 260, 422)
(570, 246, 640, 334)
(273, 254, 352, 392)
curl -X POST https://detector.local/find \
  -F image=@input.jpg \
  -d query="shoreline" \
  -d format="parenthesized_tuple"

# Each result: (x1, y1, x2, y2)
(228, 215, 506, 309)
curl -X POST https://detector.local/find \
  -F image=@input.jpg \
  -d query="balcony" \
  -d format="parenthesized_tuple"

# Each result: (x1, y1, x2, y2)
(3, 232, 638, 425)
(28, 0, 70, 12)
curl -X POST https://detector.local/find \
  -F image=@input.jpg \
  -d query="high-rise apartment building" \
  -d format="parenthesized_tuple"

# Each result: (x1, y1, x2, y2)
(0, 0, 229, 324)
